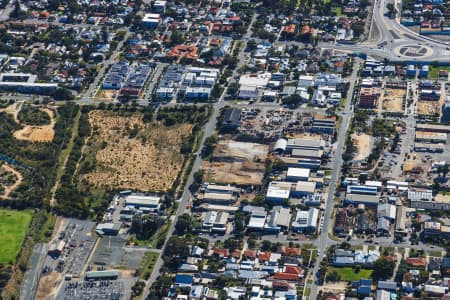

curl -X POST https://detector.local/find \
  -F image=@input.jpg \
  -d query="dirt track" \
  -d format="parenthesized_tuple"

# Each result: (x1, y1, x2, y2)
(13, 108, 56, 142)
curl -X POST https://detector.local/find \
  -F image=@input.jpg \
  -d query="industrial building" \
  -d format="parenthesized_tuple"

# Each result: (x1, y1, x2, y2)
(291, 208, 319, 233)
(264, 206, 291, 233)
(292, 181, 316, 197)
(124, 194, 161, 212)
(95, 223, 121, 236)
(415, 131, 447, 143)
(202, 211, 229, 233)
(286, 167, 310, 182)
(265, 181, 291, 204)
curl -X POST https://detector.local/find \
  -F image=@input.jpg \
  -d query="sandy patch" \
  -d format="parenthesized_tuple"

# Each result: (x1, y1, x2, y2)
(352, 133, 372, 161)
(13, 108, 55, 142)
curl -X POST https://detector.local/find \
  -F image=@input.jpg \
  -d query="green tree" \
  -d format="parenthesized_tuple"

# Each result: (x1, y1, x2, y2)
(372, 258, 395, 280)
(54, 88, 75, 101)
(175, 213, 192, 234)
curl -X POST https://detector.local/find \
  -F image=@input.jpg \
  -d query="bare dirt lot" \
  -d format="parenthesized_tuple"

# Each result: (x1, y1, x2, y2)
(0, 101, 22, 122)
(418, 100, 441, 116)
(96, 89, 118, 101)
(382, 88, 405, 112)
(201, 140, 269, 185)
(80, 110, 193, 192)
(13, 108, 55, 142)
(352, 133, 372, 161)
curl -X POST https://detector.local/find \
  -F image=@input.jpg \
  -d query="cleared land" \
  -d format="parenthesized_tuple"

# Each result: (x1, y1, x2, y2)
(417, 100, 441, 116)
(327, 267, 373, 282)
(382, 88, 405, 113)
(201, 140, 268, 185)
(0, 209, 32, 264)
(13, 108, 56, 142)
(352, 133, 372, 161)
(80, 110, 193, 192)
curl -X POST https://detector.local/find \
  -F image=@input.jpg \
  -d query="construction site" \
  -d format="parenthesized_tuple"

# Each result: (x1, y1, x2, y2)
(201, 139, 269, 186)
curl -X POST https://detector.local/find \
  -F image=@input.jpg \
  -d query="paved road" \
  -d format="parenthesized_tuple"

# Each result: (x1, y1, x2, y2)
(142, 13, 258, 299)
(79, 29, 130, 103)
(20, 243, 47, 300)
(308, 59, 359, 299)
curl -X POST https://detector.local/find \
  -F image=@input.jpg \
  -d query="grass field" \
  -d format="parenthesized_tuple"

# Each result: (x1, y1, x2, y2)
(328, 267, 373, 282)
(429, 66, 450, 80)
(0, 209, 32, 264)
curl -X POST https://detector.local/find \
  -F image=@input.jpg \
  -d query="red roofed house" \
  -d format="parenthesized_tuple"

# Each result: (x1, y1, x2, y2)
(168, 45, 198, 60)
(213, 248, 229, 258)
(274, 272, 299, 281)
(258, 251, 271, 262)
(232, 249, 241, 259)
(283, 24, 296, 34)
(244, 249, 257, 259)
(284, 266, 304, 275)
(284, 247, 300, 257)
(406, 257, 427, 268)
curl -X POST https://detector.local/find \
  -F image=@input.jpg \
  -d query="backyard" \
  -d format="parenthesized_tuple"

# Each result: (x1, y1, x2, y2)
(327, 267, 373, 282)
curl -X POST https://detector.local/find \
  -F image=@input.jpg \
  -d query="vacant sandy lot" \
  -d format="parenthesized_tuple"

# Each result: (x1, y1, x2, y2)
(382, 88, 405, 113)
(352, 133, 372, 161)
(13, 108, 55, 142)
(418, 101, 440, 116)
(202, 140, 268, 185)
(80, 110, 192, 192)
(96, 89, 118, 100)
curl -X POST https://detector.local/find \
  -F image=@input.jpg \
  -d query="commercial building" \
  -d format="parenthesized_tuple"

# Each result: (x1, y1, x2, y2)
(395, 205, 407, 234)
(291, 207, 319, 233)
(346, 185, 379, 195)
(344, 194, 380, 206)
(0, 73, 57, 95)
(124, 194, 161, 212)
(264, 206, 291, 233)
(311, 115, 337, 133)
(96, 223, 121, 236)
(292, 181, 316, 197)
(142, 13, 160, 28)
(377, 203, 396, 221)
(415, 131, 447, 143)
(203, 192, 236, 204)
(247, 207, 267, 230)
(222, 108, 241, 129)
(203, 211, 229, 233)
(286, 167, 310, 182)
(153, 0, 167, 13)
(265, 181, 291, 204)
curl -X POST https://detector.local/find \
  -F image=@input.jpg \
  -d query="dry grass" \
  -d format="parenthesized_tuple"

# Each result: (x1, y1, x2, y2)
(417, 101, 440, 116)
(13, 108, 55, 142)
(80, 110, 193, 192)
(35, 271, 63, 300)
(382, 88, 405, 112)
(201, 140, 268, 185)
(351, 133, 372, 161)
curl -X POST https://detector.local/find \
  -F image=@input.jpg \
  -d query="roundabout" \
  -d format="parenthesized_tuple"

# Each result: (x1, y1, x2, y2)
(394, 44, 434, 58)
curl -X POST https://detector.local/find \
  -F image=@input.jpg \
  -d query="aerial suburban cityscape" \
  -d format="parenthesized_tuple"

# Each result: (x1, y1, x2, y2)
(1, 0, 450, 299)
